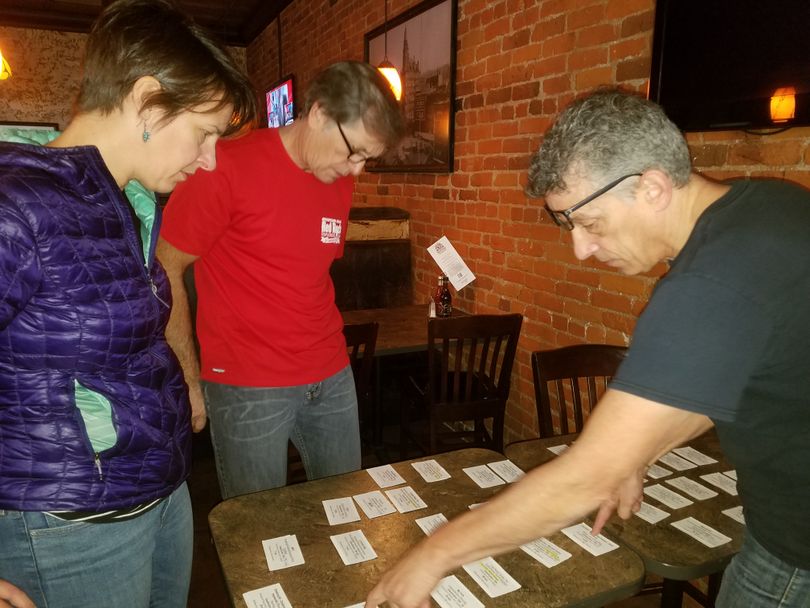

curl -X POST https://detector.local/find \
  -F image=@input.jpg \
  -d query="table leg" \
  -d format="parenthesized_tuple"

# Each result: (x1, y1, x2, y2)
(660, 579, 684, 608)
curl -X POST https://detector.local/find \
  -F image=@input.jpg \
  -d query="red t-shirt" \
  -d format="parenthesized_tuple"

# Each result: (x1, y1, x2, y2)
(161, 129, 352, 386)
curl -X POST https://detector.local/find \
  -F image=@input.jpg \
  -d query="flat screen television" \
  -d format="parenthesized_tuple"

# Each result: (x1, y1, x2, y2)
(266, 75, 295, 128)
(649, 0, 810, 131)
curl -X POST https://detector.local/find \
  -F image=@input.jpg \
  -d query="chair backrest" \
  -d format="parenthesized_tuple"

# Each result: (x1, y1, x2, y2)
(531, 344, 627, 437)
(428, 314, 523, 405)
(343, 321, 378, 407)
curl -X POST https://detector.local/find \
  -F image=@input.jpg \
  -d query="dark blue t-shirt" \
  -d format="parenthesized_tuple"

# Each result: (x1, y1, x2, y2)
(611, 179, 810, 569)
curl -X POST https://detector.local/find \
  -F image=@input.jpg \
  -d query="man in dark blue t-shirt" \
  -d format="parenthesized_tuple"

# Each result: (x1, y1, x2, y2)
(366, 90, 810, 608)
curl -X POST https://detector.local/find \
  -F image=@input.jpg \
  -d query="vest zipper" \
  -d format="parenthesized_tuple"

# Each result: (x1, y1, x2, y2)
(94, 453, 104, 480)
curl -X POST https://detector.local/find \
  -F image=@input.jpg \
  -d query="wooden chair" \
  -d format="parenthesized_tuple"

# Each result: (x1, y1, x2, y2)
(531, 343, 627, 437)
(400, 313, 523, 458)
(343, 321, 379, 433)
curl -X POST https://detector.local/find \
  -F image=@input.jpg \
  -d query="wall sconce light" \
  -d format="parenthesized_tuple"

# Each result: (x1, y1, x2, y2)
(0, 48, 11, 81)
(770, 86, 796, 123)
(378, 0, 402, 100)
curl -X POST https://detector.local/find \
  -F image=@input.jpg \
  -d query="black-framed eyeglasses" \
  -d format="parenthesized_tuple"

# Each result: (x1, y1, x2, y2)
(336, 121, 371, 164)
(544, 173, 642, 231)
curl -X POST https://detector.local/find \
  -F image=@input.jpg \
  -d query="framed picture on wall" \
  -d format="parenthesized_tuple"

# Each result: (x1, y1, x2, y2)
(364, 0, 457, 173)
(265, 75, 295, 128)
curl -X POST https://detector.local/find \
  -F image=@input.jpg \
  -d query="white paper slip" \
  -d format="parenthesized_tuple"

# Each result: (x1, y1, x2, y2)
(723, 469, 737, 480)
(672, 446, 718, 466)
(330, 530, 378, 565)
(671, 517, 732, 548)
(411, 459, 451, 482)
(243, 583, 294, 608)
(722, 505, 746, 524)
(462, 556, 521, 598)
(665, 476, 718, 500)
(366, 464, 406, 488)
(646, 463, 673, 479)
(416, 513, 449, 536)
(644, 484, 694, 509)
(547, 444, 569, 455)
(262, 534, 305, 571)
(343, 604, 365, 608)
(700, 472, 738, 496)
(427, 236, 476, 291)
(463, 465, 506, 488)
(468, 502, 486, 510)
(520, 537, 572, 567)
(353, 490, 397, 518)
(385, 486, 428, 513)
(561, 522, 619, 556)
(487, 459, 525, 483)
(634, 501, 670, 524)
(431, 574, 484, 608)
(658, 452, 698, 471)
(322, 497, 361, 525)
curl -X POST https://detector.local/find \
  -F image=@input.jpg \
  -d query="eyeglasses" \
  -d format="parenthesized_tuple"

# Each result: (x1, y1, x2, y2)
(544, 173, 642, 231)
(336, 121, 371, 164)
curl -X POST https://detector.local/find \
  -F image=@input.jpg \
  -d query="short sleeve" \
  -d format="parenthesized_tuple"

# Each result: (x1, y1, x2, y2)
(0, 197, 42, 329)
(160, 164, 233, 257)
(611, 273, 772, 422)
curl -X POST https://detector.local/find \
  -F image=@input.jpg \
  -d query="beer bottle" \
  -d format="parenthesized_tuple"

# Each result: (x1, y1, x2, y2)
(438, 275, 452, 317)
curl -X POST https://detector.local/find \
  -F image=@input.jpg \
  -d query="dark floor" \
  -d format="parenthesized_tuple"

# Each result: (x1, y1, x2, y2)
(185, 426, 700, 608)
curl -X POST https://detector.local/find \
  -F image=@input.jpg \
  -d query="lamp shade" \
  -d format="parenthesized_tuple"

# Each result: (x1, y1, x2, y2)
(770, 86, 796, 123)
(0, 49, 11, 81)
(378, 60, 402, 101)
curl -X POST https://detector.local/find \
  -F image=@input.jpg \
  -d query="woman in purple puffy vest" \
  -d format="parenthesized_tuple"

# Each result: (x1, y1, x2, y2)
(0, 2, 256, 606)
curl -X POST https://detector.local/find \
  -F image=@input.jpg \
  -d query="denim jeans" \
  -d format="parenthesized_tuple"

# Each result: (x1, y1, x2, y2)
(0, 483, 192, 608)
(203, 364, 361, 499)
(717, 533, 810, 608)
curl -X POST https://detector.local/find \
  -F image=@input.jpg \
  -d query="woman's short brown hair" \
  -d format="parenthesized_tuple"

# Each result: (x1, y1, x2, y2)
(76, 0, 257, 135)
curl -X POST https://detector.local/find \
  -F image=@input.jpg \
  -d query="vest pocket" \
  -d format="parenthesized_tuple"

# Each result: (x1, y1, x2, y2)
(73, 380, 117, 454)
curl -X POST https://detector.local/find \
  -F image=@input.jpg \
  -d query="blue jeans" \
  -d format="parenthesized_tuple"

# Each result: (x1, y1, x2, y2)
(203, 364, 361, 499)
(717, 533, 810, 608)
(0, 483, 192, 608)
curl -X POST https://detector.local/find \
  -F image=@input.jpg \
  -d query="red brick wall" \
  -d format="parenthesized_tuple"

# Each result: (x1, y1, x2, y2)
(247, 0, 810, 442)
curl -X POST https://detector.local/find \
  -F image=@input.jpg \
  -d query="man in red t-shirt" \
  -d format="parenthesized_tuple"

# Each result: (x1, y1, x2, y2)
(157, 61, 404, 499)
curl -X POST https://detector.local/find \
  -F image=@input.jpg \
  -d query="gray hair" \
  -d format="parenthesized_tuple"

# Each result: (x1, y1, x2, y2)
(302, 61, 405, 149)
(526, 88, 691, 198)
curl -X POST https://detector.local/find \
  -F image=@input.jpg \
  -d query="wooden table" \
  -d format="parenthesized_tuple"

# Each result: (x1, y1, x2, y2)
(209, 447, 645, 608)
(505, 431, 744, 607)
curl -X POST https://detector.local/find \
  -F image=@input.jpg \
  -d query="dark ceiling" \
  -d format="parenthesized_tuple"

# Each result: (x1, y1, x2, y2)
(0, 0, 294, 47)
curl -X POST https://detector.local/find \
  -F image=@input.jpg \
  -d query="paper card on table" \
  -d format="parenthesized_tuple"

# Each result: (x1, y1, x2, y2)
(330, 530, 378, 565)
(353, 490, 397, 518)
(416, 513, 449, 536)
(343, 604, 365, 608)
(366, 464, 406, 488)
(646, 463, 673, 479)
(672, 446, 718, 466)
(262, 534, 305, 571)
(520, 537, 572, 568)
(722, 505, 746, 525)
(427, 236, 476, 291)
(462, 556, 521, 598)
(385, 486, 428, 513)
(658, 452, 698, 471)
(322, 497, 361, 525)
(487, 459, 525, 483)
(700, 472, 738, 496)
(468, 502, 486, 510)
(671, 517, 732, 548)
(411, 459, 451, 482)
(634, 501, 670, 524)
(644, 484, 694, 509)
(431, 574, 484, 608)
(463, 465, 506, 488)
(547, 444, 569, 455)
(561, 522, 619, 556)
(665, 476, 718, 500)
(723, 469, 737, 480)
(243, 583, 294, 608)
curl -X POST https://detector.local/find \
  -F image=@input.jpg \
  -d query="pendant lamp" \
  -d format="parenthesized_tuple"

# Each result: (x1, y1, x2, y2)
(378, 0, 402, 100)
